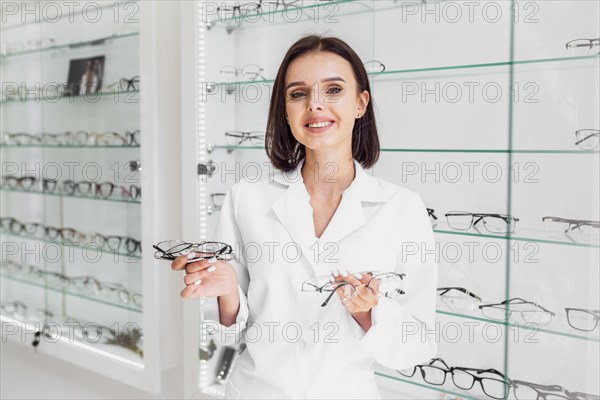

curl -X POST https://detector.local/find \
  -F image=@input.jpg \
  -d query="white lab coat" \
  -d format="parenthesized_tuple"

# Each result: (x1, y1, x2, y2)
(207, 159, 438, 399)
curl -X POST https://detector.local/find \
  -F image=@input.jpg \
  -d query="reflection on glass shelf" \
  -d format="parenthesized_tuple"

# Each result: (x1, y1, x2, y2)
(0, 187, 141, 204)
(1, 232, 142, 260)
(208, 55, 599, 87)
(208, 144, 600, 155)
(374, 372, 481, 400)
(0, 273, 142, 313)
(0, 32, 139, 59)
(0, 144, 140, 149)
(437, 309, 600, 343)
(1, 89, 139, 104)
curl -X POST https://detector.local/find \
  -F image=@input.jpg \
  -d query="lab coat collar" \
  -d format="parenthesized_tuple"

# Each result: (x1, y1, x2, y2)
(271, 158, 387, 269)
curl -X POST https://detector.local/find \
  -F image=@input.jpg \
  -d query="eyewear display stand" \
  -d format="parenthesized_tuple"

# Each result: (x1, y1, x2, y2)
(183, 1, 599, 399)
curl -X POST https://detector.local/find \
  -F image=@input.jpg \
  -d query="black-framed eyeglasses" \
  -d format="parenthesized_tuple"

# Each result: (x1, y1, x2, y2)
(397, 357, 451, 385)
(363, 59, 386, 73)
(445, 211, 519, 234)
(216, 1, 261, 20)
(542, 216, 600, 243)
(437, 287, 482, 312)
(153, 240, 234, 262)
(92, 234, 141, 254)
(450, 367, 511, 400)
(301, 271, 406, 307)
(225, 131, 266, 147)
(565, 308, 600, 332)
(479, 297, 555, 325)
(219, 64, 266, 82)
(511, 379, 593, 400)
(575, 129, 599, 150)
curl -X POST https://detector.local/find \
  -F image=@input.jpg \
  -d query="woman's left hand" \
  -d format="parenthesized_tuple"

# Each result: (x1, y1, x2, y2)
(331, 269, 380, 314)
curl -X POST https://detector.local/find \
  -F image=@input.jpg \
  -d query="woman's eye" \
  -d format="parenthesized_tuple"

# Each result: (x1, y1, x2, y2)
(289, 91, 305, 100)
(326, 87, 342, 95)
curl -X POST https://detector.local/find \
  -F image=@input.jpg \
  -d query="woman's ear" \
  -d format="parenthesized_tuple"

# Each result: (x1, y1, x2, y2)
(357, 90, 370, 118)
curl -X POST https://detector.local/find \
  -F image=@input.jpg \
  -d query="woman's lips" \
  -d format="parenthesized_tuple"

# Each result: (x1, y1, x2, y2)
(304, 121, 335, 134)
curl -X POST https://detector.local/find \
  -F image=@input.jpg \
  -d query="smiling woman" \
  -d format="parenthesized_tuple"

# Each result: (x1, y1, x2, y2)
(172, 34, 438, 399)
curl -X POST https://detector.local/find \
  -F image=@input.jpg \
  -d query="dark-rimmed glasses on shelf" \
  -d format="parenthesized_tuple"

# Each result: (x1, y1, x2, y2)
(397, 357, 451, 385)
(450, 367, 511, 400)
(92, 234, 142, 254)
(363, 60, 386, 73)
(565, 308, 600, 332)
(575, 129, 599, 150)
(153, 240, 234, 262)
(511, 379, 599, 400)
(215, 2, 261, 21)
(565, 38, 600, 54)
(437, 287, 482, 312)
(445, 212, 519, 234)
(301, 271, 406, 307)
(219, 64, 266, 82)
(225, 131, 266, 146)
(542, 216, 600, 243)
(479, 297, 555, 325)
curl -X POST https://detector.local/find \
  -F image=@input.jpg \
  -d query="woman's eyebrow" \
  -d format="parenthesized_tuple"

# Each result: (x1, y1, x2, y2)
(285, 76, 347, 91)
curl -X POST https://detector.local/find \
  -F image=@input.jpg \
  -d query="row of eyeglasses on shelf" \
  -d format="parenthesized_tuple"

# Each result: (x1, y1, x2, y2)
(397, 357, 598, 400)
(0, 130, 140, 146)
(0, 217, 142, 256)
(437, 287, 599, 332)
(0, 261, 142, 309)
(0, 175, 141, 202)
(0, 76, 139, 101)
(426, 209, 599, 243)
(0, 300, 143, 357)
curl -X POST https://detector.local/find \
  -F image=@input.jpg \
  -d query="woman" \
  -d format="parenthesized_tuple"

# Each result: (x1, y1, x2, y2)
(172, 35, 437, 399)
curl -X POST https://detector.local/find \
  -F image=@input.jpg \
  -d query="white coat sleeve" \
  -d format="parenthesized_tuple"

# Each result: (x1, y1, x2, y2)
(348, 193, 438, 370)
(202, 184, 250, 347)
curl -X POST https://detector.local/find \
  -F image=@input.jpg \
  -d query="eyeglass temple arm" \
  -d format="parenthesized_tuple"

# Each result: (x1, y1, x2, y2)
(437, 287, 482, 301)
(321, 283, 351, 307)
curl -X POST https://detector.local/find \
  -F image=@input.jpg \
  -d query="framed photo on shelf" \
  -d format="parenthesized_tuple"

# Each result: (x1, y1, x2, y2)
(65, 55, 105, 95)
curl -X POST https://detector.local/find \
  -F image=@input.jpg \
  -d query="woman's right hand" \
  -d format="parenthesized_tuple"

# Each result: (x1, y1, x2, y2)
(171, 254, 238, 299)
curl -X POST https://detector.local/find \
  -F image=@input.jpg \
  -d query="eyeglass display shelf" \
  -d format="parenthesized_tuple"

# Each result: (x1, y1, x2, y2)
(0, 232, 142, 260)
(0, 32, 139, 60)
(0, 0, 138, 30)
(1, 88, 140, 104)
(0, 144, 140, 149)
(0, 273, 142, 313)
(209, 145, 600, 155)
(436, 309, 600, 343)
(208, 54, 599, 88)
(0, 187, 141, 205)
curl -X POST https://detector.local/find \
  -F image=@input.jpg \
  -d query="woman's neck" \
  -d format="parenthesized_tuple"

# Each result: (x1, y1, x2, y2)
(301, 151, 355, 202)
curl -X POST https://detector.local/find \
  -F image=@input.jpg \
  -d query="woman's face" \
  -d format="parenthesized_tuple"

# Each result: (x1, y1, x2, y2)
(284, 51, 369, 153)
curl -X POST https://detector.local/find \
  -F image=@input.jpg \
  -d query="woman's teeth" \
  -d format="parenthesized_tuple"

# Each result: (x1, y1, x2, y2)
(307, 121, 333, 128)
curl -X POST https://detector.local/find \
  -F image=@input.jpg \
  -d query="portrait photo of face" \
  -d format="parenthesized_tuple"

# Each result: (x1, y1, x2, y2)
(65, 55, 105, 96)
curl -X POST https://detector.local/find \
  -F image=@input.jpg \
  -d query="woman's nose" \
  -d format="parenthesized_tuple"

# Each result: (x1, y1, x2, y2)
(308, 91, 324, 112)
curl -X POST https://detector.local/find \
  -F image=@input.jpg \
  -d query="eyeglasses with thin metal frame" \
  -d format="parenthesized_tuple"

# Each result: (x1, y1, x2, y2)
(478, 297, 555, 325)
(301, 271, 406, 307)
(542, 216, 600, 243)
(437, 287, 482, 312)
(225, 131, 266, 147)
(64, 316, 144, 357)
(0, 130, 139, 146)
(565, 308, 600, 332)
(445, 212, 519, 234)
(511, 379, 599, 400)
(449, 366, 512, 400)
(565, 38, 600, 54)
(153, 240, 234, 263)
(363, 60, 386, 73)
(575, 129, 599, 150)
(219, 64, 266, 82)
(397, 357, 451, 385)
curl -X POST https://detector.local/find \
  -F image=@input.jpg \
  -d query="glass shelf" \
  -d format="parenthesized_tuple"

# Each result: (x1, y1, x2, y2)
(0, 232, 142, 260)
(436, 309, 600, 343)
(374, 372, 481, 400)
(0, 144, 140, 149)
(0, 273, 142, 313)
(208, 55, 599, 87)
(0, 187, 141, 204)
(0, 32, 139, 59)
(1, 89, 139, 104)
(208, 145, 600, 155)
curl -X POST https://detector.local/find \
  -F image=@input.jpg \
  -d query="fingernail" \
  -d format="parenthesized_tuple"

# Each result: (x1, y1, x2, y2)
(193, 279, 202, 285)
(207, 256, 217, 263)
(331, 268, 339, 276)
(207, 266, 216, 272)
(340, 269, 348, 277)
(354, 273, 362, 279)
(187, 252, 196, 260)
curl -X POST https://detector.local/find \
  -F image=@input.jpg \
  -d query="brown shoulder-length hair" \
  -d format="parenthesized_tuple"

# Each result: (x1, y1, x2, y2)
(265, 35, 380, 172)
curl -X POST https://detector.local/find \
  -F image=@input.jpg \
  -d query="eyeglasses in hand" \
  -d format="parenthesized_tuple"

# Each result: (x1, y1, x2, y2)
(445, 211, 519, 234)
(301, 271, 406, 307)
(479, 297, 555, 325)
(542, 216, 600, 243)
(153, 239, 234, 262)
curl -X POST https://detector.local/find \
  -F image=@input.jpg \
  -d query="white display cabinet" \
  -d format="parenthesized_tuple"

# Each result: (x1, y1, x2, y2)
(181, 1, 599, 399)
